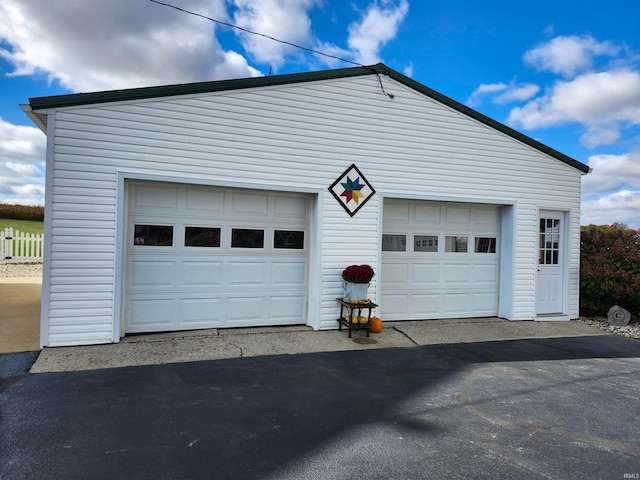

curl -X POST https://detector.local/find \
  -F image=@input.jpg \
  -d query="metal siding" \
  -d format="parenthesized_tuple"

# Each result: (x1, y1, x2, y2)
(319, 193, 379, 330)
(42, 74, 582, 345)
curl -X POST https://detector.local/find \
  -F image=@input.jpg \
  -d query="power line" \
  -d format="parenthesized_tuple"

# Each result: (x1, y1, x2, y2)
(149, 0, 364, 67)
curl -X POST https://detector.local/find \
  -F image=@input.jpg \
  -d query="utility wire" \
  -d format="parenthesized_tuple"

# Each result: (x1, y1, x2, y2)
(149, 0, 364, 67)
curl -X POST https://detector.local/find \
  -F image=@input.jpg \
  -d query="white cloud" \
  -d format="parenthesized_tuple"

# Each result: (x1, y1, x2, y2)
(507, 69, 640, 146)
(467, 83, 507, 105)
(581, 189, 640, 229)
(582, 152, 640, 197)
(0, 0, 261, 93)
(0, 117, 46, 205)
(347, 0, 409, 65)
(579, 127, 621, 148)
(467, 82, 539, 106)
(403, 62, 414, 77)
(581, 152, 640, 228)
(0, 118, 44, 164)
(310, 40, 354, 68)
(524, 35, 619, 77)
(231, 0, 322, 69)
(494, 83, 540, 104)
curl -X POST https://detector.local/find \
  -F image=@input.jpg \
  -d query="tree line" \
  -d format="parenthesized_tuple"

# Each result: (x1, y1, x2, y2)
(0, 203, 45, 221)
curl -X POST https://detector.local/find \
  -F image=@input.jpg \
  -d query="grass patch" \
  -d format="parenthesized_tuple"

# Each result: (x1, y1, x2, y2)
(0, 219, 45, 235)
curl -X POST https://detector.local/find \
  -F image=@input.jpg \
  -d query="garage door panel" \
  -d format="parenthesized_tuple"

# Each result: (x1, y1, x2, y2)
(476, 208, 499, 225)
(185, 189, 224, 213)
(271, 261, 306, 285)
(380, 294, 409, 314)
(227, 296, 266, 324)
(382, 263, 410, 284)
(128, 298, 174, 331)
(384, 203, 410, 223)
(443, 264, 470, 283)
(275, 195, 308, 216)
(133, 185, 178, 212)
(413, 264, 440, 284)
(228, 262, 267, 285)
(443, 293, 471, 314)
(179, 297, 224, 325)
(129, 261, 176, 287)
(472, 292, 498, 313)
(232, 192, 268, 215)
(270, 295, 306, 321)
(473, 264, 498, 283)
(445, 206, 471, 224)
(412, 294, 441, 316)
(415, 204, 441, 223)
(181, 261, 224, 286)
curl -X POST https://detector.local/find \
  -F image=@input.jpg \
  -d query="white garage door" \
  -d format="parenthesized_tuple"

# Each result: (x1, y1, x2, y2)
(381, 199, 501, 321)
(125, 181, 309, 333)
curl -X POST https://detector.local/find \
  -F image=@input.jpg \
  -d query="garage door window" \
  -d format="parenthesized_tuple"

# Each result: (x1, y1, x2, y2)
(414, 235, 438, 252)
(382, 234, 406, 251)
(274, 230, 304, 249)
(475, 237, 496, 253)
(185, 227, 221, 247)
(231, 228, 264, 248)
(445, 235, 468, 253)
(134, 225, 173, 246)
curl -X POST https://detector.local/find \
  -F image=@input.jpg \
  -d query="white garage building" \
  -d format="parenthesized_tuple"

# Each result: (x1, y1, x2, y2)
(24, 63, 589, 347)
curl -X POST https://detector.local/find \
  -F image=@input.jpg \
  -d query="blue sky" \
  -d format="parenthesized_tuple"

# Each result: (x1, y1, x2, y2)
(1, 0, 639, 227)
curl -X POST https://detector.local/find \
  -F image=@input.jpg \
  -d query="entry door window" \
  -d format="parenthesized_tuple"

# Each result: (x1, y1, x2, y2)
(539, 218, 560, 264)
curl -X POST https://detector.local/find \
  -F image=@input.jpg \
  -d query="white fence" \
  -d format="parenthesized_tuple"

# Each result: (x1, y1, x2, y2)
(1, 227, 44, 262)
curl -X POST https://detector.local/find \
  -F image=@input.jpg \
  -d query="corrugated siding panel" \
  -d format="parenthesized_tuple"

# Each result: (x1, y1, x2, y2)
(320, 193, 379, 330)
(44, 74, 582, 345)
(513, 204, 539, 319)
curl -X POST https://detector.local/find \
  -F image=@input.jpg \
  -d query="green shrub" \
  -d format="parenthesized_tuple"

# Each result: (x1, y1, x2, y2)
(580, 224, 640, 315)
(0, 203, 44, 221)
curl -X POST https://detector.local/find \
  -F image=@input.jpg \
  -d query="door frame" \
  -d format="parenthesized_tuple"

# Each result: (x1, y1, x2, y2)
(379, 197, 503, 321)
(115, 173, 323, 342)
(535, 209, 570, 320)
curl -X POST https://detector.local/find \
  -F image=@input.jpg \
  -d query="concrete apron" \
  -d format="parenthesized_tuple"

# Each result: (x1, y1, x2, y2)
(0, 278, 610, 373)
(30, 317, 609, 373)
(0, 277, 41, 354)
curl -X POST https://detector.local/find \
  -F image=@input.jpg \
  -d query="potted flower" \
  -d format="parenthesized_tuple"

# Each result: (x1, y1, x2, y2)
(341, 264, 374, 302)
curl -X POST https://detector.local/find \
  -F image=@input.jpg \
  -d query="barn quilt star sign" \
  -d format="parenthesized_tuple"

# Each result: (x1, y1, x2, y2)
(329, 164, 376, 216)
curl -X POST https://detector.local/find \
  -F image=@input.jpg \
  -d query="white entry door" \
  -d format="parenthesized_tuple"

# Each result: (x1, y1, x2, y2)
(535, 211, 564, 315)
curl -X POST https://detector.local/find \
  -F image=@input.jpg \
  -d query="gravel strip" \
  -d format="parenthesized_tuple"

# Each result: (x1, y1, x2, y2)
(2, 261, 638, 340)
(575, 316, 640, 340)
(0, 261, 43, 278)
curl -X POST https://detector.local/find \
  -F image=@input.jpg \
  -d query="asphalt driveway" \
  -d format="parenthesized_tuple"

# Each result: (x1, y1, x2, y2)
(2, 334, 639, 480)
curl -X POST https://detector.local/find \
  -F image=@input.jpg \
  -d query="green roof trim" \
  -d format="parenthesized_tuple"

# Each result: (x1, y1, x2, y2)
(380, 67, 590, 173)
(28, 65, 375, 110)
(28, 63, 589, 173)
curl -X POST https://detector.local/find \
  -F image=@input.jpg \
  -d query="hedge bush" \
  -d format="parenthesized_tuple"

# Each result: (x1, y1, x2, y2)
(580, 224, 640, 315)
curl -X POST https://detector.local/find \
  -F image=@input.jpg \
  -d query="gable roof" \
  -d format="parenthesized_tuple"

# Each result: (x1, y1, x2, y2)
(23, 63, 589, 173)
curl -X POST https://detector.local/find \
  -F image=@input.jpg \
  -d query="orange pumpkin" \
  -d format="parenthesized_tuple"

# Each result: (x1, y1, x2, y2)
(369, 316, 383, 333)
